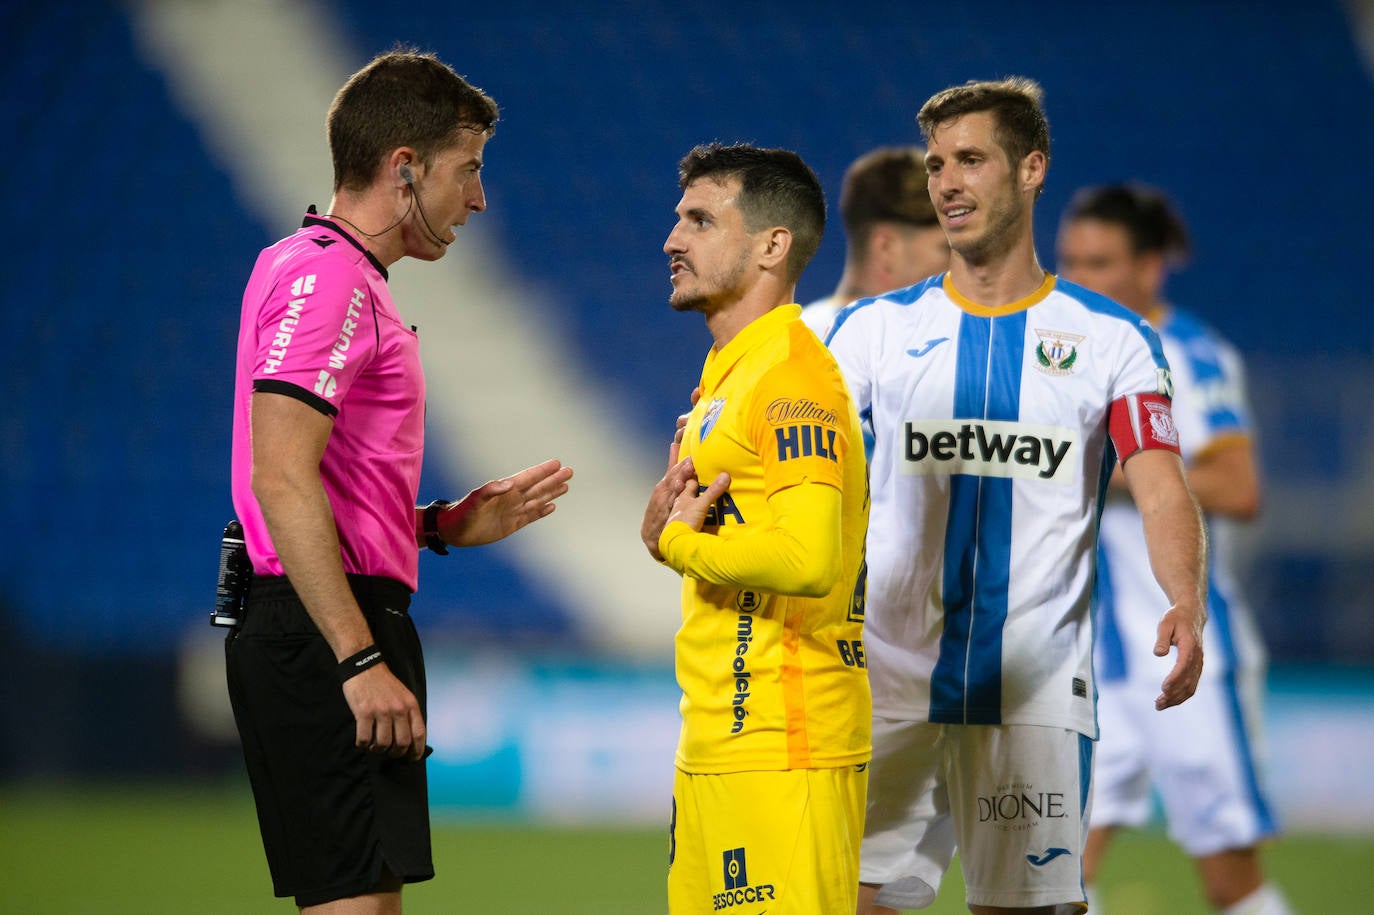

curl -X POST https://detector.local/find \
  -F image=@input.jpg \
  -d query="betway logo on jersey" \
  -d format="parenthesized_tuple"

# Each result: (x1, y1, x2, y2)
(902, 420, 1077, 482)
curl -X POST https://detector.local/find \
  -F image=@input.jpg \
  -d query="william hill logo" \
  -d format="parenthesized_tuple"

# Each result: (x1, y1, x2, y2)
(765, 397, 837, 426)
(775, 424, 838, 463)
(769, 397, 841, 464)
(712, 847, 776, 910)
(902, 420, 1077, 482)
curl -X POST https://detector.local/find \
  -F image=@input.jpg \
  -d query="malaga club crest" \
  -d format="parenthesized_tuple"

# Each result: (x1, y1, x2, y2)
(1034, 329, 1085, 376)
(699, 397, 726, 441)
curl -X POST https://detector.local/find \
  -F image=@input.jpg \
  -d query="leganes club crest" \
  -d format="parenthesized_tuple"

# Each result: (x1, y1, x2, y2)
(1034, 329, 1085, 376)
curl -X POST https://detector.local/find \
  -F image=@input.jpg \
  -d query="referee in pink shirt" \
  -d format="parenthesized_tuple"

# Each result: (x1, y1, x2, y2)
(226, 48, 572, 913)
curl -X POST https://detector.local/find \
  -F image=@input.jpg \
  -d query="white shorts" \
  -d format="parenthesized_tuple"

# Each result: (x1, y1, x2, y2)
(861, 718, 1091, 912)
(1093, 667, 1280, 856)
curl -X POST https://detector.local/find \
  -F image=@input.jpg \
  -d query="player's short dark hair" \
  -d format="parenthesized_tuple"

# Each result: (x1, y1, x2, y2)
(840, 146, 938, 248)
(677, 142, 826, 282)
(917, 77, 1050, 187)
(1062, 183, 1192, 263)
(328, 46, 499, 192)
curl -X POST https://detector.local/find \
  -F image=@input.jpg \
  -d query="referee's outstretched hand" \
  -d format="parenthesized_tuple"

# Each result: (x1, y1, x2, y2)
(439, 458, 574, 548)
(343, 664, 427, 761)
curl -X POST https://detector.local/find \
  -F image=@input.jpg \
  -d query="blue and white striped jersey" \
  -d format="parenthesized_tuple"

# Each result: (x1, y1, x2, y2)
(826, 273, 1172, 738)
(1096, 306, 1265, 684)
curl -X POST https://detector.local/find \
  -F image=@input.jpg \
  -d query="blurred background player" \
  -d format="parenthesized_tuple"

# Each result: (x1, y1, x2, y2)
(1057, 183, 1292, 915)
(801, 146, 950, 339)
(642, 143, 871, 914)
(827, 77, 1208, 915)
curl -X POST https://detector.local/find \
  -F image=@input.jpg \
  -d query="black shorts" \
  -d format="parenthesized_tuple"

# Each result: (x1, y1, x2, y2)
(225, 573, 434, 907)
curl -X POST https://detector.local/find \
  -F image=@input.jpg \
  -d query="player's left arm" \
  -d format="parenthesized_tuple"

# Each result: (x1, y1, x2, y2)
(1113, 390, 1208, 710)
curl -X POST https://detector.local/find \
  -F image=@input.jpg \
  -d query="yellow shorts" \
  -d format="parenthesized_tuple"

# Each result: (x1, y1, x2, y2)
(668, 764, 867, 915)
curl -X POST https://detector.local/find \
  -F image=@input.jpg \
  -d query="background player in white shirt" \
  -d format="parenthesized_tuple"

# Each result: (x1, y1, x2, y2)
(827, 77, 1209, 915)
(801, 146, 949, 340)
(1057, 184, 1292, 915)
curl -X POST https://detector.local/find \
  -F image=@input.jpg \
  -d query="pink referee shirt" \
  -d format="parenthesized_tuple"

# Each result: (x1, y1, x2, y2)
(231, 214, 425, 591)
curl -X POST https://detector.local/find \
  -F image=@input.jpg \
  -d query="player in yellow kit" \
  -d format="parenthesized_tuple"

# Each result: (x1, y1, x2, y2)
(642, 142, 871, 915)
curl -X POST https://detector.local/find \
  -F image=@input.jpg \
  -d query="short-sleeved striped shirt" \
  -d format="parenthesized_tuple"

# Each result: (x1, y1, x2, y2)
(827, 273, 1173, 738)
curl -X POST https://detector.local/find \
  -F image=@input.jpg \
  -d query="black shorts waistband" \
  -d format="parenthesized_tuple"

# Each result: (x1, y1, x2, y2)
(249, 573, 413, 615)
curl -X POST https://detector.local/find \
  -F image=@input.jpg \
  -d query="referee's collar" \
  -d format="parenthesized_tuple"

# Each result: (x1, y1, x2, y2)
(302, 205, 389, 281)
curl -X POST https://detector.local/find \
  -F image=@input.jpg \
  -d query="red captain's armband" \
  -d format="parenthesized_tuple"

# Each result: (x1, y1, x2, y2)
(1108, 393, 1181, 461)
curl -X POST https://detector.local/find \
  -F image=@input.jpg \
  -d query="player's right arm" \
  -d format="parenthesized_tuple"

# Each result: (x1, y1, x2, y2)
(250, 391, 426, 760)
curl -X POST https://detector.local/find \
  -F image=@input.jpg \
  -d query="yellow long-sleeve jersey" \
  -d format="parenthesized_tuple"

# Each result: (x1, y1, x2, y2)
(663, 304, 871, 773)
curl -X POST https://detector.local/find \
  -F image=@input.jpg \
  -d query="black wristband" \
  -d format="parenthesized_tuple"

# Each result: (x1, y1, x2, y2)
(338, 644, 384, 683)
(423, 499, 450, 555)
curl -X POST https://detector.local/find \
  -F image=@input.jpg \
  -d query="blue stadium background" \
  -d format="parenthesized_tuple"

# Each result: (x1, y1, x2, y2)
(2, 0, 1372, 783)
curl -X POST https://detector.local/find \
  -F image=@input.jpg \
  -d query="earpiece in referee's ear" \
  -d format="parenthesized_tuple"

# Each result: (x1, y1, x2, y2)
(399, 163, 415, 184)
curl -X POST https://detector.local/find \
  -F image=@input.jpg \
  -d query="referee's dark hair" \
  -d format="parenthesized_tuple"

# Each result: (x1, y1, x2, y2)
(1062, 183, 1192, 264)
(328, 46, 499, 193)
(678, 142, 826, 283)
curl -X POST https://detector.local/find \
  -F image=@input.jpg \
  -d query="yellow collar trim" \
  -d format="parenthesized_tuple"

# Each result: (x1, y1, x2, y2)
(702, 304, 802, 390)
(944, 272, 1056, 317)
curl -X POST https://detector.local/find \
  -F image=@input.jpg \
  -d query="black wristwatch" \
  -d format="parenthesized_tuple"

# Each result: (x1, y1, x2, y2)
(423, 500, 451, 555)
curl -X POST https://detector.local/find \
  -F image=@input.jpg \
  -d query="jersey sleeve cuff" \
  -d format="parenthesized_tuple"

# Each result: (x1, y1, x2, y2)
(253, 378, 339, 418)
(658, 521, 695, 568)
